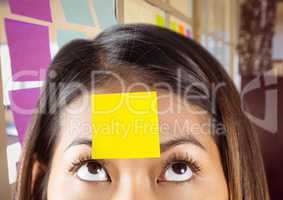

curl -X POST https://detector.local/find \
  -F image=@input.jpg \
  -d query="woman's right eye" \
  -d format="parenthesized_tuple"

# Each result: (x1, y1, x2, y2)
(76, 161, 109, 182)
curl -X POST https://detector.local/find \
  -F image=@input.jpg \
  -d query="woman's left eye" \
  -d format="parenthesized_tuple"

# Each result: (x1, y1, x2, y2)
(76, 161, 109, 182)
(163, 161, 193, 182)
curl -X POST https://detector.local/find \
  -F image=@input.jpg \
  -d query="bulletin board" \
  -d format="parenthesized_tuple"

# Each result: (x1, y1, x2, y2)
(0, 0, 117, 198)
(122, 0, 194, 38)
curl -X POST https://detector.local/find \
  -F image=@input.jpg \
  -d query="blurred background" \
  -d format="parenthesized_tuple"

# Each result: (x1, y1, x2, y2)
(0, 0, 282, 199)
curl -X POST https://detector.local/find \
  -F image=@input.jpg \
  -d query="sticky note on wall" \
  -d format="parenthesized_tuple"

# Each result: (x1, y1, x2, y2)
(178, 24, 185, 35)
(155, 15, 165, 27)
(4, 18, 51, 81)
(185, 28, 191, 38)
(57, 29, 86, 48)
(7, 142, 21, 184)
(8, 0, 52, 22)
(9, 88, 41, 144)
(91, 92, 160, 159)
(92, 0, 117, 29)
(60, 0, 94, 26)
(170, 21, 177, 32)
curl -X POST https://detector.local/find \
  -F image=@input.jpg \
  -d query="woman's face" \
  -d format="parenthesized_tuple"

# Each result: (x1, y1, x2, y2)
(46, 89, 228, 200)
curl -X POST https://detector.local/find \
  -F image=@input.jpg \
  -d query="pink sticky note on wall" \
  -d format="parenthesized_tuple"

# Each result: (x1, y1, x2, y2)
(8, 0, 52, 22)
(9, 88, 41, 144)
(185, 28, 191, 38)
(4, 18, 51, 81)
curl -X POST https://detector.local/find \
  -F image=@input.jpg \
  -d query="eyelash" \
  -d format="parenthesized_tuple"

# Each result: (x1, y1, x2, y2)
(69, 154, 98, 173)
(161, 152, 201, 176)
(68, 153, 201, 179)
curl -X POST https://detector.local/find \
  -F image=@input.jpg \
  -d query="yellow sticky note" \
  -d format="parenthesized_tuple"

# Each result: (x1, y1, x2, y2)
(91, 91, 160, 159)
(155, 14, 165, 27)
(170, 21, 177, 32)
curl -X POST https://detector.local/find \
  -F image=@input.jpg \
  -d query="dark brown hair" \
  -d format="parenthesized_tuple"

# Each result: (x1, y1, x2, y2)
(15, 24, 269, 200)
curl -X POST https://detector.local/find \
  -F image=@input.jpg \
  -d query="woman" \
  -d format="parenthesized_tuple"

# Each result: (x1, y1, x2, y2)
(15, 24, 269, 199)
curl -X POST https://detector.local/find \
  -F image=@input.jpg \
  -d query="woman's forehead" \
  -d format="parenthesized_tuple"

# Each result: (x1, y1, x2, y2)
(58, 90, 212, 146)
(60, 90, 211, 145)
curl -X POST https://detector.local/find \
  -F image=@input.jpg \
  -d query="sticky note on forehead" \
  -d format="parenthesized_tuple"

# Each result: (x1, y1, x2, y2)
(91, 91, 160, 159)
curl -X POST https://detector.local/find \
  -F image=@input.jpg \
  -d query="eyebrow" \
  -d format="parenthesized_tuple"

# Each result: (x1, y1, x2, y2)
(66, 135, 206, 153)
(159, 135, 206, 153)
(66, 138, 92, 150)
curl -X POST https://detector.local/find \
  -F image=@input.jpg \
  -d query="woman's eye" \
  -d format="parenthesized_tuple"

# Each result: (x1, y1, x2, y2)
(76, 161, 109, 182)
(164, 162, 193, 182)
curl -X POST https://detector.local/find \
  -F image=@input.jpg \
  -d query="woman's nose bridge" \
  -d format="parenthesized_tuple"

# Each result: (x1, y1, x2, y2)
(110, 167, 156, 200)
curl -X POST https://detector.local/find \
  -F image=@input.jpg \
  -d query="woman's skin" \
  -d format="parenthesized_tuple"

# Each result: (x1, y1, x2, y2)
(38, 87, 228, 200)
